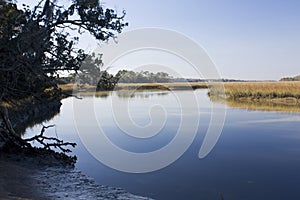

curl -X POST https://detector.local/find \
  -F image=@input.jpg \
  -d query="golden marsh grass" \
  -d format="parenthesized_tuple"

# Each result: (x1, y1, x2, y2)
(210, 81, 300, 112)
(59, 82, 208, 93)
(222, 81, 300, 99)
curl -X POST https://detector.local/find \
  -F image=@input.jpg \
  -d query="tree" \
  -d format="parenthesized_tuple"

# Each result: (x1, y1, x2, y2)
(76, 52, 102, 85)
(0, 0, 127, 159)
(280, 75, 300, 81)
(0, 0, 127, 101)
(155, 72, 170, 82)
(115, 70, 172, 83)
(97, 70, 117, 91)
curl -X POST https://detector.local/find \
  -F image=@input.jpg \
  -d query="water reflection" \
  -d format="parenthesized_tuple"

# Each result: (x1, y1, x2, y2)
(14, 102, 61, 135)
(210, 97, 300, 112)
(76, 91, 111, 98)
(116, 90, 169, 99)
(79, 90, 300, 113)
(227, 100, 300, 112)
(23, 89, 300, 200)
(95, 91, 110, 98)
(76, 90, 169, 99)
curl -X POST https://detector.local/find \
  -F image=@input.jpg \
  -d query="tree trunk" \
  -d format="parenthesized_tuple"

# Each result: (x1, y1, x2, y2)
(0, 105, 30, 151)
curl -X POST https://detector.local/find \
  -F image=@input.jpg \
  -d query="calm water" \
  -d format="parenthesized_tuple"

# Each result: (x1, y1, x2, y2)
(24, 90, 300, 200)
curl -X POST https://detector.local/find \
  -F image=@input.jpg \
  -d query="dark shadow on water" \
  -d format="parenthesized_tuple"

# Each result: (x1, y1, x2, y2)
(9, 101, 61, 135)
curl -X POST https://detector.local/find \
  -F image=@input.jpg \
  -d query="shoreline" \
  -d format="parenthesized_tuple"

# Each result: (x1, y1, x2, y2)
(2, 81, 298, 198)
(0, 154, 152, 200)
(0, 98, 153, 199)
(59, 81, 300, 112)
(209, 81, 300, 112)
(59, 82, 209, 93)
(60, 81, 300, 98)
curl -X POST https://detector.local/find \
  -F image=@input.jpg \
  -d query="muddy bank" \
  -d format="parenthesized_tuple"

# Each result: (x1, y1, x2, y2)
(0, 154, 152, 200)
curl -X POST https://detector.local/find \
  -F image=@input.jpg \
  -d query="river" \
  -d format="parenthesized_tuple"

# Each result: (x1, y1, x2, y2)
(24, 89, 300, 200)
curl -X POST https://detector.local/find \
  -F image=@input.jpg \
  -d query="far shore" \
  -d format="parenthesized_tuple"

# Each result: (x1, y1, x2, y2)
(59, 81, 300, 112)
(59, 81, 300, 100)
(59, 82, 209, 93)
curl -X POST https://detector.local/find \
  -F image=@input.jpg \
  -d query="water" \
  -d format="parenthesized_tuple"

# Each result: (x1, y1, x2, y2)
(24, 89, 300, 200)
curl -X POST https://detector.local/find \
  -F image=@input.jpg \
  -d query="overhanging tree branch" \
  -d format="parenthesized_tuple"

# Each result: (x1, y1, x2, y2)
(0, 0, 127, 162)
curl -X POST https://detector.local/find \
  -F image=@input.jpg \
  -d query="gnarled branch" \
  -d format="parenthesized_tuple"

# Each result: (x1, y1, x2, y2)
(24, 125, 76, 153)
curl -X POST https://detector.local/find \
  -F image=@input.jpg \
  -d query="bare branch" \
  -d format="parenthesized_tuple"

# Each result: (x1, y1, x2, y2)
(24, 125, 77, 153)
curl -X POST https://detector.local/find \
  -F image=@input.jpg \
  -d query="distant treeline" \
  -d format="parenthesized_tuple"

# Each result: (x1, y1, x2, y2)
(116, 70, 172, 83)
(58, 65, 282, 92)
(57, 69, 263, 88)
(280, 75, 300, 81)
(185, 78, 250, 83)
(57, 70, 173, 90)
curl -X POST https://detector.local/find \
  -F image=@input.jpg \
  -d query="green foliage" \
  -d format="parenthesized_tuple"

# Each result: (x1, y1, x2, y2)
(76, 53, 102, 85)
(96, 71, 117, 91)
(95, 69, 173, 90)
(60, 65, 173, 90)
(115, 70, 172, 83)
(0, 0, 127, 101)
(280, 75, 300, 81)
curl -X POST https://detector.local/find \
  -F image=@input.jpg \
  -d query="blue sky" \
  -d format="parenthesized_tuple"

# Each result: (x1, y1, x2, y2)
(18, 0, 300, 80)
(104, 0, 300, 80)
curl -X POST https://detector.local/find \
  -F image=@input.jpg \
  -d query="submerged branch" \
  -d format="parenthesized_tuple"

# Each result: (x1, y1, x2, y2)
(24, 125, 77, 153)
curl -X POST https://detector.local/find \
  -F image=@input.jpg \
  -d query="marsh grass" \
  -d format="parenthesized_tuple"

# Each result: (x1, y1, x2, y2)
(209, 81, 300, 112)
(60, 81, 299, 99)
(59, 82, 208, 93)
(59, 83, 96, 93)
(222, 81, 300, 99)
(115, 82, 208, 90)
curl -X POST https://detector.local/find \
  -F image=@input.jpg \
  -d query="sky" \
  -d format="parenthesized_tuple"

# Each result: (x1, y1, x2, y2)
(18, 0, 300, 80)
